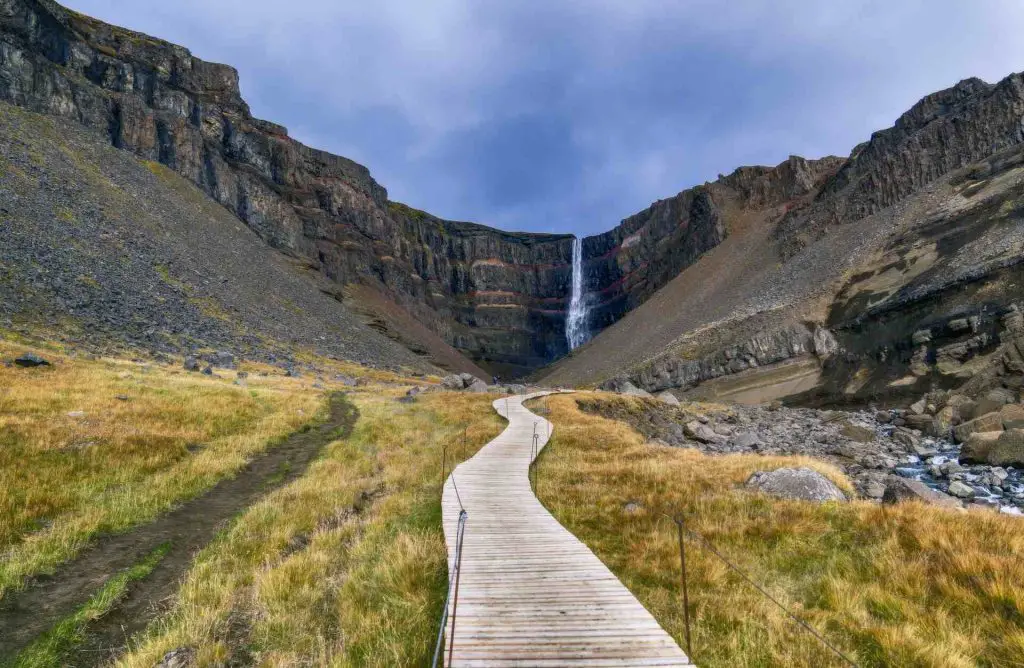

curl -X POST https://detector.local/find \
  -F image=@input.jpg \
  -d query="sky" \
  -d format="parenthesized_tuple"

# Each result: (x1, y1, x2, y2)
(65, 1, 1024, 237)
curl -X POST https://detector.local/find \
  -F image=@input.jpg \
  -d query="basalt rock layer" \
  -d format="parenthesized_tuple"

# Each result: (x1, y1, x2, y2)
(0, 0, 577, 375)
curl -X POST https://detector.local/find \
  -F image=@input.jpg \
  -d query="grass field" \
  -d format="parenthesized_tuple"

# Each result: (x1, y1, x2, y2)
(0, 339, 339, 598)
(527, 393, 1024, 668)
(115, 388, 504, 667)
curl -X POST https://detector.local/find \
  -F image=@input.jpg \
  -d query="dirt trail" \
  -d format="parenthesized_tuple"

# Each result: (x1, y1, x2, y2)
(0, 393, 358, 664)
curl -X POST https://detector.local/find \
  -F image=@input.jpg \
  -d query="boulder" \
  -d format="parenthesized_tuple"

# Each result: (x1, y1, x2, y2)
(467, 380, 490, 393)
(960, 429, 1024, 467)
(14, 353, 51, 367)
(903, 414, 937, 434)
(881, 478, 962, 509)
(909, 398, 927, 415)
(863, 480, 886, 499)
(655, 391, 680, 406)
(619, 381, 654, 399)
(985, 387, 1017, 405)
(947, 481, 976, 498)
(839, 421, 875, 443)
(745, 467, 847, 503)
(953, 411, 1004, 443)
(441, 374, 467, 390)
(998, 403, 1024, 429)
(730, 432, 761, 449)
(684, 420, 724, 444)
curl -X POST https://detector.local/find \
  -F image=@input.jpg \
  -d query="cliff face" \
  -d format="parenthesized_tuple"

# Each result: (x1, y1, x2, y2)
(777, 76, 1024, 254)
(579, 155, 844, 331)
(543, 72, 1024, 408)
(0, 0, 575, 375)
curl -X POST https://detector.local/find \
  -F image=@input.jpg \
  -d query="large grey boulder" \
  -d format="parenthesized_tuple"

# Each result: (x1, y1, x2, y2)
(882, 477, 962, 509)
(746, 467, 847, 502)
(467, 380, 490, 393)
(441, 373, 486, 391)
(440, 374, 465, 390)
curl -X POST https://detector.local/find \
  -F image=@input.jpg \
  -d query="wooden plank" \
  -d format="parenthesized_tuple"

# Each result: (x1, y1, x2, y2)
(440, 392, 694, 666)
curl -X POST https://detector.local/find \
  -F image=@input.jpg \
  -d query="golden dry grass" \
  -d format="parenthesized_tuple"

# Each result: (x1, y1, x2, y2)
(0, 338, 357, 597)
(117, 389, 505, 667)
(529, 393, 1024, 668)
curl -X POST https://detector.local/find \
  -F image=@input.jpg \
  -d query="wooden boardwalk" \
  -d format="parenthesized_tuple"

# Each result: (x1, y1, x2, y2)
(440, 392, 693, 667)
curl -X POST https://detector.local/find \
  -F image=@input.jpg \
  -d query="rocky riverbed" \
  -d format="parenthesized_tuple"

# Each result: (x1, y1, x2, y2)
(578, 394, 1024, 515)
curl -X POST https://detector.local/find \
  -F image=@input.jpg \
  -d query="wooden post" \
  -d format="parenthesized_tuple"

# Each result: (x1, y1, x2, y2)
(676, 517, 693, 657)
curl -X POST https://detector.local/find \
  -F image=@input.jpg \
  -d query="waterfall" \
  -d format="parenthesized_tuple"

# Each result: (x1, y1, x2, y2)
(565, 236, 589, 350)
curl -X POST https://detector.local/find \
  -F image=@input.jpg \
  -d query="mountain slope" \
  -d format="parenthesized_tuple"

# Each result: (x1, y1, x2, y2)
(541, 75, 1024, 407)
(0, 100, 484, 374)
(0, 0, 573, 374)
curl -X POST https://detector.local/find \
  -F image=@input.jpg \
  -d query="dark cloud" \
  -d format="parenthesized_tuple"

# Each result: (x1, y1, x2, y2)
(64, 1, 1024, 237)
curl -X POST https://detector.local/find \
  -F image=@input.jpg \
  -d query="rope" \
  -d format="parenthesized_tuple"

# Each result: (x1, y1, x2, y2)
(671, 516, 858, 667)
(432, 509, 468, 668)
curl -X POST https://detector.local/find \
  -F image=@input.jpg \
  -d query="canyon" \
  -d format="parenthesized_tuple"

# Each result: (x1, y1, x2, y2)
(4, 0, 1024, 413)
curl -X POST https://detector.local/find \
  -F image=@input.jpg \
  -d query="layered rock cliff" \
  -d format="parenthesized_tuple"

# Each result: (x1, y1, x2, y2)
(0, 0, 576, 375)
(581, 156, 843, 331)
(542, 72, 1024, 408)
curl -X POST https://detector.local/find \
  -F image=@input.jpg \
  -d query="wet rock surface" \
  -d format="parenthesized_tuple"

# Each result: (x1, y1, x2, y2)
(579, 394, 1024, 513)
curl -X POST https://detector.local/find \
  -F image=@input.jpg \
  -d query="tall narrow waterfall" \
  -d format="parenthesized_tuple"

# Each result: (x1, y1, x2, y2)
(565, 237, 589, 350)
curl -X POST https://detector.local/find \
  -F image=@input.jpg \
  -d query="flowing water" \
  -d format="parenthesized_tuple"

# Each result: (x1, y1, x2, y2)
(566, 237, 589, 350)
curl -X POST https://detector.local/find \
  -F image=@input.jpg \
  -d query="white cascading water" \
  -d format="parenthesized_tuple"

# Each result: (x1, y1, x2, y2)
(565, 236, 589, 350)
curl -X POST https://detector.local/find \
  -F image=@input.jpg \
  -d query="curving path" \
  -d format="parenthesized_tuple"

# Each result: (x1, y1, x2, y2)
(440, 392, 693, 667)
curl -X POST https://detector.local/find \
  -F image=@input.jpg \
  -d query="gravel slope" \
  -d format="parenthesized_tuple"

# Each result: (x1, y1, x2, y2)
(0, 102, 440, 372)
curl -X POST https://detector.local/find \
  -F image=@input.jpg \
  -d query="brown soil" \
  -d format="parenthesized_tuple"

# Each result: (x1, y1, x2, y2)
(0, 393, 358, 665)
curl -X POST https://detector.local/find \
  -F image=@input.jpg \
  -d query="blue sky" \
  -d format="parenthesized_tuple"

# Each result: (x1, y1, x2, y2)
(66, 1, 1024, 237)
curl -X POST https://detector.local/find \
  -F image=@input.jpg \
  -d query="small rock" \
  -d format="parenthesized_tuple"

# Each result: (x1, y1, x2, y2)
(115, 395, 129, 401)
(623, 501, 643, 515)
(909, 398, 927, 415)
(201, 366, 213, 376)
(183, 356, 200, 372)
(67, 411, 85, 418)
(155, 647, 195, 668)
(875, 411, 892, 424)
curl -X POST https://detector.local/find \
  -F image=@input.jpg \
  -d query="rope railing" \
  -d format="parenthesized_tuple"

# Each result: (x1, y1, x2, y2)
(662, 513, 859, 667)
(432, 428, 470, 668)
(431, 508, 467, 668)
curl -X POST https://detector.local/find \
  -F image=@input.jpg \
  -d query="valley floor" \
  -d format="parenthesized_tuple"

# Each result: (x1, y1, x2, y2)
(526, 393, 1024, 667)
(1, 335, 1021, 667)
